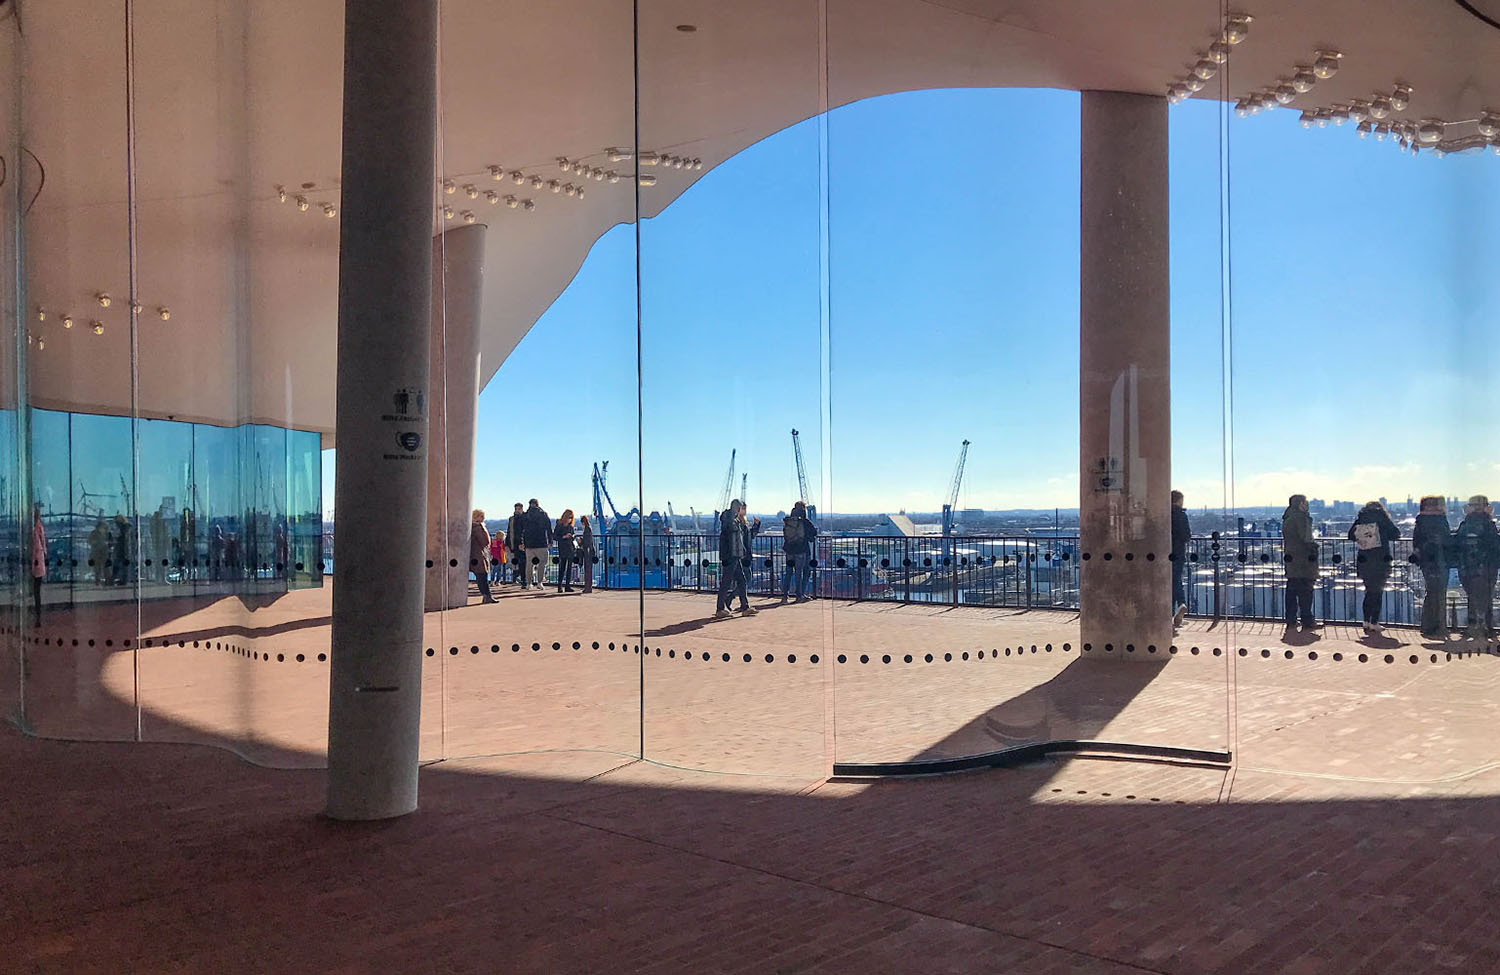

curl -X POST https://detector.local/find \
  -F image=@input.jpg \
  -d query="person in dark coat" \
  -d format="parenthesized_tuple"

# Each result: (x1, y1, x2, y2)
(715, 500, 759, 618)
(1281, 494, 1319, 631)
(1347, 500, 1400, 635)
(578, 515, 596, 593)
(554, 509, 577, 593)
(507, 502, 527, 588)
(521, 498, 552, 590)
(779, 501, 818, 604)
(469, 508, 495, 604)
(1411, 495, 1452, 638)
(1455, 495, 1500, 639)
(1171, 490, 1190, 629)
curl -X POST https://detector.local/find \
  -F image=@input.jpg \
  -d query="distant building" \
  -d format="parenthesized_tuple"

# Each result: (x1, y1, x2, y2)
(871, 514, 916, 537)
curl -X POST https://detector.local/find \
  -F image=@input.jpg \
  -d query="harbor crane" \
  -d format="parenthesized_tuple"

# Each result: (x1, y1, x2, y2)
(741, 473, 749, 513)
(591, 461, 639, 535)
(790, 428, 815, 518)
(941, 439, 971, 540)
(667, 501, 681, 533)
(716, 449, 736, 515)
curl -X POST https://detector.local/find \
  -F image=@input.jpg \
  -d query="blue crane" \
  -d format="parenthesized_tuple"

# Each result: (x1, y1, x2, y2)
(591, 461, 638, 535)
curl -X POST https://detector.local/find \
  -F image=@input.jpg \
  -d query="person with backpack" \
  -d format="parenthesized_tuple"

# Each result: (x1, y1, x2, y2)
(1281, 494, 1319, 632)
(779, 501, 818, 604)
(715, 500, 759, 618)
(1411, 495, 1453, 639)
(1455, 495, 1500, 639)
(522, 498, 552, 590)
(1347, 500, 1400, 635)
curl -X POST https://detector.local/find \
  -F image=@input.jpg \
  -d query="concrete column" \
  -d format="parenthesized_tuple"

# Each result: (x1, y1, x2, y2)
(326, 0, 437, 820)
(1078, 91, 1171, 657)
(425, 224, 486, 612)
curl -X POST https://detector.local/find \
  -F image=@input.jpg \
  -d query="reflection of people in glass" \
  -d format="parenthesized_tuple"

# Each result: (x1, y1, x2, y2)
(1170, 490, 1189, 630)
(716, 500, 759, 618)
(210, 525, 225, 581)
(150, 511, 168, 583)
(554, 509, 576, 593)
(1455, 495, 1500, 640)
(88, 518, 109, 586)
(1281, 494, 1318, 632)
(578, 515, 596, 594)
(1348, 500, 1400, 636)
(1412, 496, 1453, 639)
(780, 501, 817, 604)
(274, 522, 289, 575)
(469, 509, 495, 604)
(112, 514, 130, 586)
(30, 504, 47, 621)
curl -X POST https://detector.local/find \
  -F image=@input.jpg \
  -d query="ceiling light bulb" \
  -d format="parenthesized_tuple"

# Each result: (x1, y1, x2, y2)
(442, 205, 454, 219)
(96, 293, 111, 308)
(1416, 119, 1444, 144)
(1356, 120, 1373, 138)
(36, 337, 44, 351)
(592, 168, 604, 181)
(1330, 105, 1349, 125)
(1349, 99, 1370, 122)
(461, 210, 476, 223)
(464, 184, 478, 199)
(1390, 85, 1413, 112)
(1299, 110, 1315, 129)
(1491, 142, 1500, 156)
(563, 183, 576, 196)
(606, 171, 620, 183)
(1184, 76, 1204, 93)
(558, 157, 572, 172)
(530, 176, 544, 189)
(157, 307, 170, 321)
(575, 187, 585, 200)
(1291, 68, 1316, 94)
(489, 166, 504, 180)
(693, 159, 703, 170)
(1207, 40, 1231, 63)
(442, 180, 455, 195)
(275, 185, 287, 203)
(605, 147, 633, 163)
(547, 179, 561, 193)
(504, 195, 518, 208)
(1193, 59, 1217, 81)
(62, 315, 73, 328)
(1274, 83, 1296, 105)
(1234, 99, 1251, 117)
(92, 321, 104, 335)
(1223, 13, 1252, 45)
(1369, 97, 1391, 119)
(1374, 123, 1390, 141)
(322, 203, 337, 217)
(522, 199, 536, 212)
(638, 151, 659, 166)
(485, 190, 499, 205)
(1478, 113, 1499, 138)
(510, 170, 525, 185)
(638, 174, 657, 187)
(1167, 90, 1185, 106)
(295, 196, 309, 211)
(1312, 50, 1342, 80)
(36, 308, 45, 322)
(130, 301, 142, 315)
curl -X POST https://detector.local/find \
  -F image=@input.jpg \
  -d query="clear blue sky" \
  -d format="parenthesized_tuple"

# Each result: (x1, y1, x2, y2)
(329, 87, 1500, 519)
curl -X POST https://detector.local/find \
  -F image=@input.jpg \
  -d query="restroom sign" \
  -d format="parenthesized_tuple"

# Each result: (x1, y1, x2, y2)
(1092, 456, 1123, 493)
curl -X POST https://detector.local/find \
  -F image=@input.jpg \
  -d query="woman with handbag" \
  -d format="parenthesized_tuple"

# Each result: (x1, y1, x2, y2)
(554, 509, 577, 593)
(1348, 500, 1400, 635)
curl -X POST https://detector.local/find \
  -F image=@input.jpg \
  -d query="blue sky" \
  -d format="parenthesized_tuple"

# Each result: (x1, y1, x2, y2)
(332, 87, 1500, 519)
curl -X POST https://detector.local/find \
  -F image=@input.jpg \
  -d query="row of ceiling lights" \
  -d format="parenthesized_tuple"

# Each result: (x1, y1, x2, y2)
(1229, 50, 1349, 115)
(436, 146, 706, 220)
(32, 294, 171, 346)
(1165, 12, 1253, 105)
(274, 186, 337, 218)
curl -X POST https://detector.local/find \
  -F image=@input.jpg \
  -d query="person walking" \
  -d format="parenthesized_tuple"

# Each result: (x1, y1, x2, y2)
(578, 514, 596, 593)
(1412, 495, 1453, 639)
(779, 501, 817, 604)
(555, 509, 577, 593)
(1348, 500, 1400, 635)
(507, 502, 527, 588)
(522, 498, 552, 590)
(1281, 494, 1319, 632)
(30, 504, 47, 621)
(88, 517, 109, 586)
(112, 513, 131, 587)
(469, 509, 496, 604)
(488, 528, 506, 586)
(1455, 495, 1500, 639)
(1171, 490, 1190, 630)
(716, 500, 759, 618)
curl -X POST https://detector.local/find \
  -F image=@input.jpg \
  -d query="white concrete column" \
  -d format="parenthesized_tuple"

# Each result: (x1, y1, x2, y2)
(425, 224, 486, 612)
(1078, 91, 1171, 657)
(326, 0, 437, 820)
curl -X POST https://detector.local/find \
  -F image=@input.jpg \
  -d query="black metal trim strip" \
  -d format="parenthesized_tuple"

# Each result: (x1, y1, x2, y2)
(831, 740, 1232, 778)
(1454, 0, 1500, 31)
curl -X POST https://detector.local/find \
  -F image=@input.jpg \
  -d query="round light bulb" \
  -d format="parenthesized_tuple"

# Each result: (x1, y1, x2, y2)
(92, 321, 104, 335)
(1207, 40, 1230, 63)
(36, 308, 45, 323)
(130, 301, 142, 315)
(485, 190, 499, 205)
(504, 195, 519, 208)
(1330, 105, 1348, 125)
(1374, 123, 1389, 142)
(592, 168, 604, 181)
(576, 187, 585, 200)
(1223, 14, 1251, 45)
(1291, 68, 1316, 94)
(530, 176, 544, 190)
(510, 171, 525, 185)
(1349, 99, 1370, 123)
(96, 293, 111, 308)
(522, 199, 536, 212)
(547, 179, 561, 193)
(1234, 100, 1251, 118)
(157, 307, 170, 321)
(1390, 85, 1412, 112)
(1416, 119, 1444, 144)
(638, 174, 657, 187)
(295, 196, 309, 212)
(1356, 120, 1373, 138)
(563, 183, 576, 197)
(607, 171, 620, 183)
(1369, 97, 1391, 120)
(464, 184, 478, 199)
(322, 204, 337, 218)
(1299, 110, 1315, 129)
(1312, 51, 1341, 80)
(558, 157, 572, 172)
(36, 337, 44, 351)
(1478, 113, 1499, 139)
(693, 159, 703, 170)
(1274, 83, 1296, 105)
(442, 205, 454, 220)
(275, 185, 287, 203)
(62, 315, 73, 329)
(442, 180, 455, 195)
(1193, 59, 1217, 81)
(461, 210, 476, 224)
(1185, 76, 1204, 93)
(489, 166, 503, 181)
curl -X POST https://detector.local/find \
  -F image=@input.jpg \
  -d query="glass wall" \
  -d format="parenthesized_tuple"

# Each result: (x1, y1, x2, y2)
(7, 0, 1496, 802)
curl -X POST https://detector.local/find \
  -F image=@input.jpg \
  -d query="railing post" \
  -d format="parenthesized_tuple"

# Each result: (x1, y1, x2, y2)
(1025, 541, 1034, 610)
(950, 548, 959, 607)
(855, 544, 864, 601)
(903, 538, 911, 604)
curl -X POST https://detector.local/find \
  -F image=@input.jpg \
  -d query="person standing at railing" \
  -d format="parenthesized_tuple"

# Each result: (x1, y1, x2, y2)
(1348, 500, 1400, 636)
(554, 509, 577, 593)
(1455, 495, 1499, 640)
(30, 504, 46, 622)
(1412, 495, 1453, 639)
(522, 498, 552, 590)
(488, 528, 506, 586)
(507, 502, 527, 589)
(1170, 490, 1190, 630)
(469, 509, 496, 605)
(715, 500, 759, 619)
(1282, 494, 1319, 632)
(780, 501, 818, 604)
(578, 515, 596, 593)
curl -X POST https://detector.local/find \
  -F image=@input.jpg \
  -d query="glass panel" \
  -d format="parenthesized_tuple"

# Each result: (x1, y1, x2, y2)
(0, 7, 20, 729)
(638, 2, 829, 777)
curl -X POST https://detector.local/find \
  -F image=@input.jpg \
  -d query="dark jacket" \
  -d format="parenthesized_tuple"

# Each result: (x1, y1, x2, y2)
(555, 519, 576, 559)
(580, 524, 596, 557)
(1281, 505, 1319, 580)
(1170, 506, 1190, 559)
(470, 522, 491, 571)
(1411, 513, 1452, 568)
(782, 513, 818, 556)
(1347, 505, 1399, 573)
(522, 504, 552, 549)
(1454, 512, 1500, 576)
(719, 510, 758, 564)
(508, 512, 526, 553)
